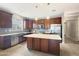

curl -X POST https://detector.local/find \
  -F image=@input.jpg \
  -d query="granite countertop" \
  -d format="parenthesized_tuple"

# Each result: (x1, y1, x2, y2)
(24, 34, 61, 40)
(0, 31, 31, 36)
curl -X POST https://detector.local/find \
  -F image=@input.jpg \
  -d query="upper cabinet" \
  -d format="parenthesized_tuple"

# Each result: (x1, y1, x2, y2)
(44, 19, 50, 29)
(29, 20, 33, 29)
(0, 10, 12, 28)
(32, 17, 61, 29)
(37, 19, 44, 24)
(25, 19, 33, 29)
(40, 17, 61, 29)
(33, 19, 44, 24)
(33, 19, 45, 29)
(50, 17, 61, 24)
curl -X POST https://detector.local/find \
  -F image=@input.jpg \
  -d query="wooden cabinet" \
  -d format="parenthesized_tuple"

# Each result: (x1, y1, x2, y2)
(27, 38, 41, 50)
(25, 19, 29, 29)
(50, 17, 61, 24)
(29, 20, 33, 29)
(0, 10, 12, 28)
(25, 19, 33, 29)
(19, 34, 26, 43)
(44, 19, 50, 29)
(3, 36, 11, 49)
(0, 36, 11, 49)
(33, 38, 40, 50)
(0, 34, 26, 49)
(55, 17, 61, 24)
(41, 39, 48, 52)
(26, 37, 61, 55)
(32, 17, 61, 29)
(27, 37, 33, 49)
(33, 19, 44, 26)
(38, 19, 44, 24)
(48, 40, 61, 55)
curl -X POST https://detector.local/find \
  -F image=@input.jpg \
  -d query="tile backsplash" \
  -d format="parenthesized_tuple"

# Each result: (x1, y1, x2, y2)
(0, 28, 11, 33)
(0, 28, 23, 33)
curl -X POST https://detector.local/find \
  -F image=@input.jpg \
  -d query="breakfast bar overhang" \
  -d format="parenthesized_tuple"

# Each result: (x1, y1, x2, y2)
(24, 34, 62, 56)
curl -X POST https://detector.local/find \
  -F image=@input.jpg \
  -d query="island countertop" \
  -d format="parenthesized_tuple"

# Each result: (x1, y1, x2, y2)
(24, 34, 61, 40)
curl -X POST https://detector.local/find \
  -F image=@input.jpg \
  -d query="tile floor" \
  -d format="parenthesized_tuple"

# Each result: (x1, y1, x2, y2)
(0, 42, 79, 56)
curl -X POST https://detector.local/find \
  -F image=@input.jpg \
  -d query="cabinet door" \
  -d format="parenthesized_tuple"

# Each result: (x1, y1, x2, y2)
(44, 19, 50, 29)
(25, 20, 33, 29)
(0, 36, 4, 49)
(55, 18, 61, 24)
(27, 37, 33, 49)
(29, 20, 33, 29)
(50, 17, 61, 24)
(25, 20, 29, 29)
(19, 35, 25, 43)
(0, 11, 12, 28)
(32, 38, 40, 51)
(41, 39, 48, 52)
(3, 36, 11, 49)
(48, 40, 60, 55)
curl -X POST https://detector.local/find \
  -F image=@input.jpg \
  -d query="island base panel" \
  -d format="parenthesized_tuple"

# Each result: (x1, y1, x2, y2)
(49, 40, 60, 55)
(27, 37, 33, 49)
(32, 38, 41, 51)
(26, 37, 61, 55)
(41, 39, 48, 52)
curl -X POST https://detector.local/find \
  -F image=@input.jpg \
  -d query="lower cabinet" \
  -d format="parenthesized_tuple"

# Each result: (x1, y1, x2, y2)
(41, 39, 48, 52)
(19, 34, 29, 43)
(3, 36, 11, 49)
(48, 40, 60, 55)
(19, 35, 25, 43)
(27, 37, 33, 49)
(0, 34, 25, 49)
(32, 38, 40, 50)
(0, 36, 11, 49)
(26, 38, 61, 55)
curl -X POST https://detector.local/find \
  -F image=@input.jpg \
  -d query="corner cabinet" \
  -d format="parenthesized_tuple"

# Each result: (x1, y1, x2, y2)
(0, 10, 12, 28)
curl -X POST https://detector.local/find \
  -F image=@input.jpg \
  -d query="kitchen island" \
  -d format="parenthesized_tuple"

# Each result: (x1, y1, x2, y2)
(24, 34, 62, 56)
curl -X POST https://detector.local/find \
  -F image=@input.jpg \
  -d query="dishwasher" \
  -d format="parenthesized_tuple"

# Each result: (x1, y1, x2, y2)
(11, 35, 19, 46)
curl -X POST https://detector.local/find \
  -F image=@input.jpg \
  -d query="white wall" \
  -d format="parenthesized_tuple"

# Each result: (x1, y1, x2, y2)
(62, 11, 79, 43)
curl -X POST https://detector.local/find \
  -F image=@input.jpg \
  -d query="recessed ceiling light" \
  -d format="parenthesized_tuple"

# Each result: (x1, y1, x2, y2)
(47, 3, 50, 5)
(35, 5, 38, 8)
(35, 17, 38, 20)
(46, 16, 50, 19)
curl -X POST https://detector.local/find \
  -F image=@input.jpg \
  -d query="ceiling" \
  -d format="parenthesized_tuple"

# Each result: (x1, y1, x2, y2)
(0, 3, 79, 19)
